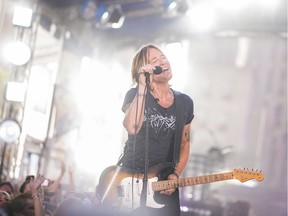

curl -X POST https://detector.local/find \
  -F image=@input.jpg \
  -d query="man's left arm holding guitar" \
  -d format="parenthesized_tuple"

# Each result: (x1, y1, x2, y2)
(161, 123, 191, 196)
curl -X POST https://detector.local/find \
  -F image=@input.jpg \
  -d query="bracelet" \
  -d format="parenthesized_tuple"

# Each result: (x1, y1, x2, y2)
(32, 193, 41, 199)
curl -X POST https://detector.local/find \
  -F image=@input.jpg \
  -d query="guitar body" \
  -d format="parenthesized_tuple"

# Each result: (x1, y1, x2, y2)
(97, 163, 174, 214)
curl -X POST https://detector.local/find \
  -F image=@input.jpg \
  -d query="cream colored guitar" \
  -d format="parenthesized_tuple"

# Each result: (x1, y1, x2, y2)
(97, 163, 264, 214)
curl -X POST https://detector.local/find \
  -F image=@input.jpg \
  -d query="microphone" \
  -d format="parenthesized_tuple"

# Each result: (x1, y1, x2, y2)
(142, 66, 162, 84)
(153, 66, 162, 75)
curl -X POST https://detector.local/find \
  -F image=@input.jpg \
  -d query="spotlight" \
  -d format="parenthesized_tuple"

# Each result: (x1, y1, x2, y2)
(96, 3, 110, 24)
(0, 119, 21, 144)
(95, 4, 125, 29)
(3, 41, 32, 66)
(164, 0, 178, 12)
(12, 6, 33, 28)
(163, 0, 189, 16)
(5, 82, 26, 102)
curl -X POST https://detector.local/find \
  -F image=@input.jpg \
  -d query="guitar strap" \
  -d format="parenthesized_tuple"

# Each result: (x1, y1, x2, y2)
(173, 90, 185, 168)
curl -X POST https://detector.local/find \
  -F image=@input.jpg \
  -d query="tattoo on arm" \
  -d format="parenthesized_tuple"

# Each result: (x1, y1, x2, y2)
(184, 127, 190, 142)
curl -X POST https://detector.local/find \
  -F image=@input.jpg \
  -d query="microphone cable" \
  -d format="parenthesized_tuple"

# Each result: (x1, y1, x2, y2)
(131, 84, 147, 212)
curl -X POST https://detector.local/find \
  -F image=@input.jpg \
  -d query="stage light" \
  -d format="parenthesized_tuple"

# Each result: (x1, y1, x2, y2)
(0, 119, 21, 181)
(96, 3, 110, 24)
(12, 6, 33, 28)
(163, 0, 189, 16)
(95, 4, 125, 28)
(5, 82, 26, 102)
(0, 119, 21, 144)
(164, 0, 178, 13)
(3, 41, 32, 66)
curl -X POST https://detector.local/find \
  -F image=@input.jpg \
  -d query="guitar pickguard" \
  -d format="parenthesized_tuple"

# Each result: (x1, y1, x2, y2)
(97, 165, 171, 213)
(119, 176, 165, 212)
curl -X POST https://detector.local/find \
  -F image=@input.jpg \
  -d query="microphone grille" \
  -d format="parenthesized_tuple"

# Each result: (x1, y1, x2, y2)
(154, 66, 162, 75)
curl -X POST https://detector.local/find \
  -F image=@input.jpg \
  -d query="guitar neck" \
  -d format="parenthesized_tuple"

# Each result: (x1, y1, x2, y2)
(152, 171, 234, 191)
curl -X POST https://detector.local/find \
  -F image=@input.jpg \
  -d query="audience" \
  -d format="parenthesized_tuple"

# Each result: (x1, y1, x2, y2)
(0, 182, 14, 208)
(42, 160, 67, 215)
(0, 182, 14, 198)
(0, 161, 122, 216)
(1, 175, 46, 216)
(53, 196, 93, 216)
(0, 190, 11, 207)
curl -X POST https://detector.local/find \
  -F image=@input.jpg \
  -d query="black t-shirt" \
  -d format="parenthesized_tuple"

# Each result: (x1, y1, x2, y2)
(121, 87, 194, 171)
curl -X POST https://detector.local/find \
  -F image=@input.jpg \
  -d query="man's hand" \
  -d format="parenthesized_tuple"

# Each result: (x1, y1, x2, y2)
(160, 173, 178, 196)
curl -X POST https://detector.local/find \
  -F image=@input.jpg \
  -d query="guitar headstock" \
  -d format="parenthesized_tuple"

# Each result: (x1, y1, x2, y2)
(233, 168, 264, 183)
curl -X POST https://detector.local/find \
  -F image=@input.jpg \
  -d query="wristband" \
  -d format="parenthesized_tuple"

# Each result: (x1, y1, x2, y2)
(32, 193, 41, 199)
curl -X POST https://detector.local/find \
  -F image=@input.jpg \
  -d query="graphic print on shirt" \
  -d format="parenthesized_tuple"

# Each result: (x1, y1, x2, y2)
(144, 108, 176, 136)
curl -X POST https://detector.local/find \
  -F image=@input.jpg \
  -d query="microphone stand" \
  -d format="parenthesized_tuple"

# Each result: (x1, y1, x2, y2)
(139, 72, 151, 214)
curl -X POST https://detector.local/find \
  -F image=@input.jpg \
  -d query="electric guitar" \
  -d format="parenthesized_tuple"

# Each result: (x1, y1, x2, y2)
(97, 163, 264, 214)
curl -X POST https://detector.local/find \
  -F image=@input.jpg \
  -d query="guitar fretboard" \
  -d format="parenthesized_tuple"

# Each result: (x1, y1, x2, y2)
(152, 172, 234, 191)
